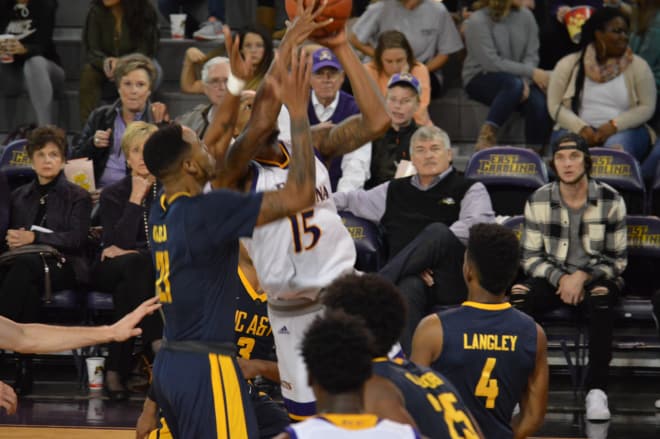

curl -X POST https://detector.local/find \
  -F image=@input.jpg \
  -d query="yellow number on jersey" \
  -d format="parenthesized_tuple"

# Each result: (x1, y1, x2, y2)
(475, 357, 499, 409)
(426, 392, 479, 439)
(155, 250, 172, 303)
(237, 336, 256, 360)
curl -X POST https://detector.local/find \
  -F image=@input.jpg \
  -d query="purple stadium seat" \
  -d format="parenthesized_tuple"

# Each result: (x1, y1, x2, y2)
(464, 147, 548, 216)
(339, 211, 386, 272)
(589, 148, 646, 214)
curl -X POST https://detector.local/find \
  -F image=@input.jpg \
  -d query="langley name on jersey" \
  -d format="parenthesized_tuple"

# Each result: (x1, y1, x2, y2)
(463, 333, 519, 352)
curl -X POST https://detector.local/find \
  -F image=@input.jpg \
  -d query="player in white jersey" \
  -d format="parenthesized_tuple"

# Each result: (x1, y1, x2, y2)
(204, 1, 390, 419)
(273, 312, 420, 439)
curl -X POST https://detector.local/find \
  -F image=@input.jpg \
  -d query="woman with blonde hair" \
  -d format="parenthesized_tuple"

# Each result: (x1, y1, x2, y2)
(463, 0, 552, 150)
(364, 30, 432, 126)
(92, 121, 163, 401)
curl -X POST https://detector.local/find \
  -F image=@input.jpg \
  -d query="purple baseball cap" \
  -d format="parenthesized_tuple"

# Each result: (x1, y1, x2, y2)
(312, 47, 342, 73)
(387, 72, 421, 95)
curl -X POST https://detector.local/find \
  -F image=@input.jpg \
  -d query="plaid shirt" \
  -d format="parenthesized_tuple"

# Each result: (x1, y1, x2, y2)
(521, 179, 627, 286)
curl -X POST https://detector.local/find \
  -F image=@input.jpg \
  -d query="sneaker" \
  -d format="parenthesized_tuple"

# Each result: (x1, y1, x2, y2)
(585, 389, 611, 421)
(585, 420, 610, 439)
(193, 20, 225, 42)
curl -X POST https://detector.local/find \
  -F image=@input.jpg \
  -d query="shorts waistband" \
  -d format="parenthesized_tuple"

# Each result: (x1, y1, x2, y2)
(162, 339, 236, 356)
(267, 293, 324, 315)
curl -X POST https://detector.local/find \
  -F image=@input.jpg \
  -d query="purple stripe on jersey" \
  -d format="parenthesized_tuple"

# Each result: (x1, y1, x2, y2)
(285, 426, 299, 439)
(284, 398, 317, 418)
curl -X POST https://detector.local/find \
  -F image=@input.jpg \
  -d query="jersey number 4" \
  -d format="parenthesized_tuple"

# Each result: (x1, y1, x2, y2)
(288, 209, 321, 253)
(155, 250, 172, 303)
(476, 357, 499, 409)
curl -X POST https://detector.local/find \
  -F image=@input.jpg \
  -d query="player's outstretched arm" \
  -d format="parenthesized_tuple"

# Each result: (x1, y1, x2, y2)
(220, 1, 331, 189)
(410, 314, 444, 367)
(313, 27, 390, 161)
(256, 49, 316, 226)
(0, 297, 161, 354)
(205, 26, 254, 186)
(512, 324, 548, 439)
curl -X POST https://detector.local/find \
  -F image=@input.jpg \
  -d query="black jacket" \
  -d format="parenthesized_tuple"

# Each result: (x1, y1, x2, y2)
(10, 172, 92, 283)
(366, 121, 418, 189)
(99, 174, 159, 256)
(0, 0, 60, 64)
(73, 99, 156, 183)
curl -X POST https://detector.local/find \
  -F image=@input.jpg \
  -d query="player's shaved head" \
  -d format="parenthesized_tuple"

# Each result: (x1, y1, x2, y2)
(301, 311, 374, 395)
(143, 123, 192, 179)
(323, 273, 406, 357)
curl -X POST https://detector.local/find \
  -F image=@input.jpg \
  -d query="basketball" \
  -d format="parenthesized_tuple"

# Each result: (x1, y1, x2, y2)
(285, 0, 353, 37)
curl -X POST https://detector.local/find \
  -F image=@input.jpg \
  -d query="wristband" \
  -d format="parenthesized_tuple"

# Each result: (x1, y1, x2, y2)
(227, 73, 246, 96)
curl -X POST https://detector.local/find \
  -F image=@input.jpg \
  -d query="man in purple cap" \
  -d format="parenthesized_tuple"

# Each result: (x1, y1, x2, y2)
(308, 47, 371, 192)
(367, 73, 423, 188)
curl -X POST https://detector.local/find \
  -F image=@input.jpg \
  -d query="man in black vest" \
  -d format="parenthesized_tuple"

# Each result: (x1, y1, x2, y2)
(333, 125, 494, 354)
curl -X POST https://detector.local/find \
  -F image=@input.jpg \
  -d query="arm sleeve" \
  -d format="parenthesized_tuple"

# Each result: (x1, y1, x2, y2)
(520, 201, 567, 287)
(449, 182, 496, 245)
(464, 14, 535, 78)
(412, 63, 432, 125)
(99, 187, 143, 249)
(83, 6, 107, 69)
(521, 11, 540, 68)
(352, 2, 383, 45)
(22, 2, 56, 58)
(336, 142, 372, 192)
(35, 192, 92, 252)
(613, 57, 657, 131)
(332, 182, 388, 223)
(186, 190, 264, 255)
(588, 197, 627, 281)
(546, 54, 588, 133)
(434, 5, 464, 56)
(72, 109, 102, 159)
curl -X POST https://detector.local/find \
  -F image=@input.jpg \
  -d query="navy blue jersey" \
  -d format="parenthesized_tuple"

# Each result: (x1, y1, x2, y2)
(148, 190, 263, 342)
(372, 358, 480, 439)
(432, 302, 537, 439)
(234, 266, 274, 361)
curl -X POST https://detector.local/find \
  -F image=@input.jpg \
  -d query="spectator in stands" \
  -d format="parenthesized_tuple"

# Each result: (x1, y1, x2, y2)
(0, 126, 92, 396)
(158, 0, 225, 40)
(510, 133, 627, 421)
(631, 0, 660, 126)
(334, 125, 495, 353)
(366, 73, 420, 188)
(364, 30, 432, 126)
(74, 54, 169, 190)
(349, 0, 463, 98)
(93, 121, 163, 402)
(80, 0, 161, 123)
(180, 25, 273, 93)
(177, 56, 230, 138)
(309, 47, 371, 192)
(0, 0, 64, 126)
(547, 7, 656, 167)
(463, 0, 552, 151)
(0, 172, 8, 241)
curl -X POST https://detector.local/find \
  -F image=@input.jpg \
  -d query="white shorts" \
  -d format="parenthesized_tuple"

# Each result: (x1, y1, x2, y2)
(267, 298, 324, 420)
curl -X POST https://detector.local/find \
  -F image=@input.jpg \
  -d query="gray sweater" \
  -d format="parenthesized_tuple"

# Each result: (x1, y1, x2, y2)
(462, 7, 539, 86)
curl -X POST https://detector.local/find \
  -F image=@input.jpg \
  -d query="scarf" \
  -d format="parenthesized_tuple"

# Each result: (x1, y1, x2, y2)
(583, 43, 633, 83)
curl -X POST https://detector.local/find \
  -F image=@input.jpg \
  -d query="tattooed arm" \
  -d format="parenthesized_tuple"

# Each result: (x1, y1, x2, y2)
(313, 29, 390, 161)
(256, 50, 316, 226)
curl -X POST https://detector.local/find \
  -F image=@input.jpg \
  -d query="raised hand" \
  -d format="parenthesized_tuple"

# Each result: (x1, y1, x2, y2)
(279, 0, 332, 67)
(223, 25, 254, 82)
(278, 48, 312, 116)
(109, 297, 162, 342)
(312, 25, 348, 50)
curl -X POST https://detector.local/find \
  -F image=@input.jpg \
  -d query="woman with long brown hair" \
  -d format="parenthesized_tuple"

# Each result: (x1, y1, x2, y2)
(364, 30, 432, 126)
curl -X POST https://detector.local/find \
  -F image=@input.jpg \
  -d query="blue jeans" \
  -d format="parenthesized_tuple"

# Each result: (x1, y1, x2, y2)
(551, 126, 650, 162)
(641, 138, 660, 181)
(465, 72, 552, 148)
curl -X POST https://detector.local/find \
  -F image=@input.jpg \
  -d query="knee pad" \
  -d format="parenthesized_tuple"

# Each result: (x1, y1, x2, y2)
(588, 286, 612, 310)
(509, 284, 530, 308)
